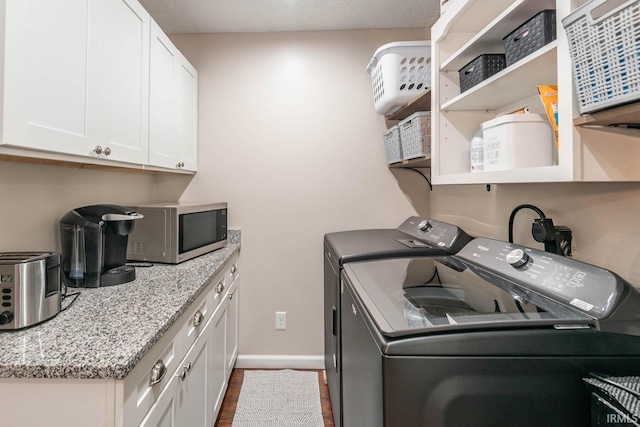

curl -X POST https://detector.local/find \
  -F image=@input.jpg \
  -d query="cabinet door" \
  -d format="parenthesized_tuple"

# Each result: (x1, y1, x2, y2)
(225, 276, 239, 372)
(177, 314, 211, 427)
(148, 19, 178, 169)
(174, 54, 198, 171)
(139, 374, 180, 427)
(98, 0, 150, 164)
(209, 299, 228, 423)
(2, 0, 101, 156)
(148, 20, 198, 172)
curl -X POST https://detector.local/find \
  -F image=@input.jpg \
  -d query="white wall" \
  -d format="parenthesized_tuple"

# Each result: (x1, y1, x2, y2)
(0, 161, 154, 251)
(168, 29, 430, 360)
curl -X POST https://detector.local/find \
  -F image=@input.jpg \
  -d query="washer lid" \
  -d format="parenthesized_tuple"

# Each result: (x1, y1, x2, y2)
(344, 256, 594, 338)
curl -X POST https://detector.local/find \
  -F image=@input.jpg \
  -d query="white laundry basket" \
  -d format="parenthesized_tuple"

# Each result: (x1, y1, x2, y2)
(366, 41, 431, 115)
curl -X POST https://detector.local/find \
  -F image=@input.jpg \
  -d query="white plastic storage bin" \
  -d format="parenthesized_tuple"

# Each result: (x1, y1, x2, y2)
(482, 114, 553, 171)
(366, 41, 431, 115)
(399, 112, 431, 160)
(383, 125, 403, 164)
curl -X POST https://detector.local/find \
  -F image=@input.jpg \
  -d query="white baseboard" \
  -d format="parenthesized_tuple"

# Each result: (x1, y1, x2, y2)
(236, 354, 324, 369)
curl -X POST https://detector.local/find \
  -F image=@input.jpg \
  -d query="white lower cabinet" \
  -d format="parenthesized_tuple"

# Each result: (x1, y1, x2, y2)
(0, 253, 240, 427)
(209, 296, 229, 422)
(225, 276, 240, 372)
(133, 255, 240, 427)
(140, 313, 211, 427)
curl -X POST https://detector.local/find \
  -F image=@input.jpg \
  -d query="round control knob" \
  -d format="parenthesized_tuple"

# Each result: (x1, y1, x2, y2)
(418, 220, 432, 232)
(0, 311, 13, 325)
(506, 249, 530, 269)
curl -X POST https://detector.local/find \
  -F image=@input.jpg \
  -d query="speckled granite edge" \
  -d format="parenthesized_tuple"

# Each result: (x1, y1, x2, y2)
(0, 230, 240, 380)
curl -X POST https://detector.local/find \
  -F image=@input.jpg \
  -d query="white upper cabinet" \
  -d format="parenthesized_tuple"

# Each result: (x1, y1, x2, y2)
(430, 0, 640, 185)
(149, 20, 198, 172)
(173, 57, 198, 172)
(97, 0, 150, 164)
(0, 0, 197, 173)
(2, 0, 102, 157)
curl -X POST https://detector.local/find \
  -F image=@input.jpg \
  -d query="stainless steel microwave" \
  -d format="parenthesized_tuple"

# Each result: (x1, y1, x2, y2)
(126, 202, 227, 264)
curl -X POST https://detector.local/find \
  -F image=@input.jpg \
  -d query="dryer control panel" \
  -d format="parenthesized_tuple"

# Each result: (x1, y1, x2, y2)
(456, 237, 626, 319)
(396, 217, 473, 254)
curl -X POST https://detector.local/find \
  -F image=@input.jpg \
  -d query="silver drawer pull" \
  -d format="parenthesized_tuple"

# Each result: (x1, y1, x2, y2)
(216, 281, 224, 294)
(149, 360, 167, 386)
(228, 292, 234, 300)
(193, 310, 204, 326)
(231, 264, 237, 274)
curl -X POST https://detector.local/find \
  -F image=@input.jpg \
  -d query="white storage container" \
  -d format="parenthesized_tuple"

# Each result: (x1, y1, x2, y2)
(366, 41, 431, 116)
(482, 114, 553, 171)
(562, 0, 640, 113)
(383, 125, 403, 164)
(399, 112, 431, 160)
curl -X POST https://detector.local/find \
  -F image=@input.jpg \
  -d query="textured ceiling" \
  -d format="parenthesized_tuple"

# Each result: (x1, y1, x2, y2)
(139, 0, 441, 34)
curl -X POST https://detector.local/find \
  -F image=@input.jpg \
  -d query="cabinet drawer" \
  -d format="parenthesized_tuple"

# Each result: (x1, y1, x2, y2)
(212, 255, 237, 307)
(123, 317, 184, 427)
(226, 258, 239, 287)
(181, 284, 213, 353)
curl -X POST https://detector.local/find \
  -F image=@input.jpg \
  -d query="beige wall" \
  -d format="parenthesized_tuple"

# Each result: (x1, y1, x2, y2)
(0, 161, 154, 251)
(431, 182, 640, 286)
(168, 29, 430, 360)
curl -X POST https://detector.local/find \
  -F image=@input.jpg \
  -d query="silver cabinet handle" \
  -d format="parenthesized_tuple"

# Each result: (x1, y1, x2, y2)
(104, 147, 111, 156)
(193, 310, 204, 326)
(216, 281, 224, 294)
(228, 292, 233, 300)
(178, 367, 187, 380)
(176, 162, 182, 168)
(177, 362, 191, 381)
(149, 360, 167, 386)
(181, 162, 185, 167)
(94, 146, 103, 154)
(352, 304, 357, 316)
(231, 264, 237, 274)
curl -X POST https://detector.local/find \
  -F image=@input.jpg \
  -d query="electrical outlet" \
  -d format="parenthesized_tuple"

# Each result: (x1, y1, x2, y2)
(275, 312, 287, 330)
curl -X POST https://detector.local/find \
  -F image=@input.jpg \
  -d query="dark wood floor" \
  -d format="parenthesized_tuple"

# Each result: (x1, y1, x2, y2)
(214, 368, 335, 427)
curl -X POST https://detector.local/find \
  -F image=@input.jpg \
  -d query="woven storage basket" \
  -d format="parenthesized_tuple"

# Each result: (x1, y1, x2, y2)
(562, 0, 640, 113)
(399, 112, 431, 160)
(503, 10, 556, 66)
(366, 41, 431, 116)
(383, 125, 403, 164)
(459, 54, 506, 92)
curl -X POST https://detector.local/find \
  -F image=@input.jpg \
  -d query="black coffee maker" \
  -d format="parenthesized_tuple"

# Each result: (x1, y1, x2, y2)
(60, 205, 144, 287)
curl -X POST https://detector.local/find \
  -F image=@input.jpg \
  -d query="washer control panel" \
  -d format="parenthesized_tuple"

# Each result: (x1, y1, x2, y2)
(456, 237, 625, 319)
(397, 217, 473, 254)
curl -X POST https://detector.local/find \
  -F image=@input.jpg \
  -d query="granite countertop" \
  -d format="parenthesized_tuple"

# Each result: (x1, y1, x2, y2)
(0, 230, 240, 380)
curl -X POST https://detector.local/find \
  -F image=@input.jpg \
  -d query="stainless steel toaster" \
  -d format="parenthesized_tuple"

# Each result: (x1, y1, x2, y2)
(0, 252, 62, 330)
